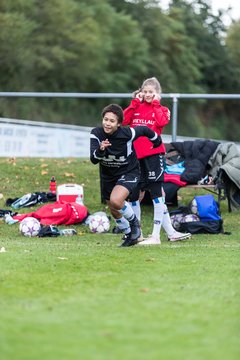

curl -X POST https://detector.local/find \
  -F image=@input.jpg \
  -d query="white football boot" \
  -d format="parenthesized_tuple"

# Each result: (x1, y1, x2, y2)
(137, 229, 144, 242)
(168, 231, 191, 242)
(138, 234, 161, 245)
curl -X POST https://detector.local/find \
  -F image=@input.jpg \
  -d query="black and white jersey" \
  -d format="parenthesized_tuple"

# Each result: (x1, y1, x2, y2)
(90, 126, 161, 178)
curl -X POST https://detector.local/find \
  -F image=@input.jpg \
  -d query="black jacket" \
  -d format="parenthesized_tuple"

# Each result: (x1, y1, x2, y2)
(171, 140, 220, 184)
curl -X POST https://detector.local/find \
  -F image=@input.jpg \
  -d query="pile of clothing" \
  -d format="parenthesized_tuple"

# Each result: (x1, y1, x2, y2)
(157, 139, 240, 211)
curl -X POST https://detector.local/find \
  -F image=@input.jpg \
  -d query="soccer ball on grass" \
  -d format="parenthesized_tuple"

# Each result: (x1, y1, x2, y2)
(89, 214, 110, 233)
(19, 217, 41, 237)
(181, 214, 200, 223)
(170, 213, 185, 230)
(190, 198, 198, 215)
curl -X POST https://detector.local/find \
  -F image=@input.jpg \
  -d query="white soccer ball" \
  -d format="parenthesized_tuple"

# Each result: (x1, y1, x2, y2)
(89, 214, 110, 233)
(19, 217, 41, 237)
(181, 214, 199, 223)
(190, 198, 198, 215)
(170, 213, 185, 230)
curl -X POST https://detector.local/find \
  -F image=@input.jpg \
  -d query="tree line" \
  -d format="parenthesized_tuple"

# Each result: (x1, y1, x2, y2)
(0, 0, 239, 141)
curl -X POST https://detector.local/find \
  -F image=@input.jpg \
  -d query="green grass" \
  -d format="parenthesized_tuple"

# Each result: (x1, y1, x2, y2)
(0, 158, 239, 360)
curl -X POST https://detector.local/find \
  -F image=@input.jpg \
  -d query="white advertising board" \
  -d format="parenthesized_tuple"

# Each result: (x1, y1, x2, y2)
(0, 119, 92, 157)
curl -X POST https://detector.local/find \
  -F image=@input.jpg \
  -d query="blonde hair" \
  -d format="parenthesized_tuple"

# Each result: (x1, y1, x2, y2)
(141, 77, 162, 94)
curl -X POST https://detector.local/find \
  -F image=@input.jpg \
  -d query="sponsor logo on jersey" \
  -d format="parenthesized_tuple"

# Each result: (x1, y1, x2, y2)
(132, 119, 155, 125)
(102, 155, 127, 162)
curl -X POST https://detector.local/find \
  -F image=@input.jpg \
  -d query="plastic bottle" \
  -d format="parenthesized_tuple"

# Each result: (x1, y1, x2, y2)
(59, 229, 77, 236)
(49, 176, 57, 194)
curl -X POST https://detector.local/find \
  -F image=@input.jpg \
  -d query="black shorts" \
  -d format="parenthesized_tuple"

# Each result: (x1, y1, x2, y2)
(139, 154, 164, 191)
(101, 168, 140, 201)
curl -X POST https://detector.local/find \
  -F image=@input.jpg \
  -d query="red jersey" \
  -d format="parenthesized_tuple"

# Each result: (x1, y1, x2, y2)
(13, 201, 88, 225)
(123, 98, 170, 159)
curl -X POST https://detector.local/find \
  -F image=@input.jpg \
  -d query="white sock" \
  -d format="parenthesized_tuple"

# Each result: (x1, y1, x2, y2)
(129, 200, 141, 222)
(119, 201, 135, 221)
(115, 217, 131, 235)
(162, 204, 175, 237)
(151, 197, 165, 238)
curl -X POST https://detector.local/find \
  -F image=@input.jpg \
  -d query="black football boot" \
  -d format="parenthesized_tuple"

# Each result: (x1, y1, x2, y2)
(119, 215, 141, 247)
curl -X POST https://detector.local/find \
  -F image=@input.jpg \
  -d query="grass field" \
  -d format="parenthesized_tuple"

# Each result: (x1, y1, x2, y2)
(0, 158, 239, 360)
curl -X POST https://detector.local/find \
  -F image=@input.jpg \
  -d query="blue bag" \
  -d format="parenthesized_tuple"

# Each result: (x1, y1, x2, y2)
(195, 194, 222, 222)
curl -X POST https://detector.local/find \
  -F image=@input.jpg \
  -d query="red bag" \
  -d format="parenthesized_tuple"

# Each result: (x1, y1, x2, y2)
(14, 201, 88, 225)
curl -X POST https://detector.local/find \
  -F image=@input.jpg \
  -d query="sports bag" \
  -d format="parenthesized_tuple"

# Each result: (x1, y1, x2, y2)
(179, 219, 224, 234)
(194, 194, 221, 222)
(171, 194, 228, 234)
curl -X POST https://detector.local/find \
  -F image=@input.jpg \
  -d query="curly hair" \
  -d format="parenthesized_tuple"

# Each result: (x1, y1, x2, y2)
(101, 104, 124, 124)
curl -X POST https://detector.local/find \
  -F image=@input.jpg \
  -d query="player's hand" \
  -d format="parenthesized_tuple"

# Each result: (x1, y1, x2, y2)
(151, 136, 162, 148)
(100, 139, 111, 151)
(152, 93, 160, 101)
(136, 91, 144, 102)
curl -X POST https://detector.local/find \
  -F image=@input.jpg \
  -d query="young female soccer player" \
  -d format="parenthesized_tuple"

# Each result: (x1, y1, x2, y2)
(123, 77, 191, 244)
(90, 103, 162, 247)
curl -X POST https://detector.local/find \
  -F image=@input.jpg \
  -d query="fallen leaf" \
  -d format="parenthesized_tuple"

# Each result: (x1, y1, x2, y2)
(40, 164, 48, 168)
(140, 288, 150, 293)
(64, 172, 75, 178)
(41, 170, 49, 175)
(101, 331, 114, 338)
(145, 257, 155, 262)
(7, 157, 16, 164)
(77, 231, 85, 236)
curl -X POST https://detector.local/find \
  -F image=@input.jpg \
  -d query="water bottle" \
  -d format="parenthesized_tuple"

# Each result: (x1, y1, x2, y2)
(59, 229, 77, 236)
(49, 176, 57, 194)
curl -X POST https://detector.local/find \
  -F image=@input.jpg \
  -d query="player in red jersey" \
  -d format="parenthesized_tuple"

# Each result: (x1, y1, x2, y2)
(123, 77, 191, 244)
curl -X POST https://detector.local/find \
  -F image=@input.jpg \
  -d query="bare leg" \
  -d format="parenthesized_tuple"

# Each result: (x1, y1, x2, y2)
(109, 185, 130, 213)
(139, 190, 145, 202)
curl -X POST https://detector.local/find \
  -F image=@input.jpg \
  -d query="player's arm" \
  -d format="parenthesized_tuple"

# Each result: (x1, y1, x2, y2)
(132, 126, 162, 148)
(122, 98, 141, 126)
(90, 132, 106, 164)
(152, 101, 170, 128)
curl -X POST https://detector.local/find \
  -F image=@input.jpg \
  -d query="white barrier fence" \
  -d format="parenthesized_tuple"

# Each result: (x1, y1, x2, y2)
(1, 92, 240, 142)
(0, 118, 92, 157)
(1, 117, 239, 157)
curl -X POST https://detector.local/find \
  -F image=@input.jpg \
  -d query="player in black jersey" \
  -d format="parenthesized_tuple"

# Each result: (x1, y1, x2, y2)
(90, 104, 162, 247)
